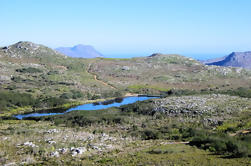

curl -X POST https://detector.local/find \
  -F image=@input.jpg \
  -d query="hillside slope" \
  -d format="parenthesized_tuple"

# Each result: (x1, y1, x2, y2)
(88, 53, 251, 93)
(0, 43, 251, 112)
(0, 42, 112, 113)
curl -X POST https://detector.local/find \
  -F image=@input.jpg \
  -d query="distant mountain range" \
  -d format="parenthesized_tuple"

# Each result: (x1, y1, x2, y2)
(203, 52, 251, 69)
(55, 44, 103, 58)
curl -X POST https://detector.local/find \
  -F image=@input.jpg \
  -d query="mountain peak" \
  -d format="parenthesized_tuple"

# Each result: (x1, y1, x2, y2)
(11, 41, 40, 51)
(0, 41, 66, 59)
(56, 44, 103, 58)
(205, 51, 251, 69)
(72, 44, 93, 50)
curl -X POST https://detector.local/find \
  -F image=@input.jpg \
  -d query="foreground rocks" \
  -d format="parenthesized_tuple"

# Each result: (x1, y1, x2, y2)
(152, 94, 251, 125)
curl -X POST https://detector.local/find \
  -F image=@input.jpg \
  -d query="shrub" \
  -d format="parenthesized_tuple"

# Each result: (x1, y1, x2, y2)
(141, 129, 161, 140)
(0, 90, 37, 110)
(16, 67, 42, 73)
(189, 134, 249, 158)
(121, 100, 155, 115)
(47, 71, 59, 75)
(60, 93, 73, 99)
(220, 87, 251, 98)
(39, 108, 126, 127)
(6, 85, 17, 90)
(60, 90, 83, 99)
(71, 90, 83, 99)
(11, 76, 23, 82)
(41, 97, 66, 107)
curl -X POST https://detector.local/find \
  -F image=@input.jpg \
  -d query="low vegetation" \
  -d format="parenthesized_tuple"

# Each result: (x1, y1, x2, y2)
(16, 67, 42, 73)
(0, 42, 251, 165)
(0, 90, 36, 112)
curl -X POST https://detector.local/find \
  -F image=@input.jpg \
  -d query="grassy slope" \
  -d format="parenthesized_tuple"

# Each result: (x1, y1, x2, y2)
(89, 55, 251, 92)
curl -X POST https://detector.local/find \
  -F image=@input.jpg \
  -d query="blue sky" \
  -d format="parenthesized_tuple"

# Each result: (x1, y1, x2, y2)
(1, 0, 251, 59)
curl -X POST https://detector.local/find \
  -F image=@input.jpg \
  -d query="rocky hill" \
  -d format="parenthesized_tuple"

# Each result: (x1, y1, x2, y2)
(0, 41, 66, 59)
(89, 53, 251, 93)
(0, 41, 112, 112)
(55, 44, 103, 58)
(204, 52, 251, 69)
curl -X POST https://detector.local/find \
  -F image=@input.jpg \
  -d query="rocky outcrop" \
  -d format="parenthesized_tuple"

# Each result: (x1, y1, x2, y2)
(152, 94, 251, 125)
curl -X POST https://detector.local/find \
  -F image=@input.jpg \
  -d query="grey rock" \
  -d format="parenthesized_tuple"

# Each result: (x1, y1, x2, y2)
(70, 147, 86, 156)
(50, 151, 60, 157)
(122, 66, 130, 71)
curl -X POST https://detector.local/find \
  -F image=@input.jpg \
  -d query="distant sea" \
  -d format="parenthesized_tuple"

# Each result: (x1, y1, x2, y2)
(183, 54, 226, 61)
(105, 53, 226, 61)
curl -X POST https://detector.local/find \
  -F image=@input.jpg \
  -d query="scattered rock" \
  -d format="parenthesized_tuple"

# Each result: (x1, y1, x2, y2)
(46, 129, 59, 134)
(47, 140, 56, 144)
(58, 148, 68, 154)
(70, 147, 86, 156)
(122, 66, 130, 71)
(88, 144, 102, 151)
(152, 94, 250, 125)
(4, 162, 16, 166)
(0, 75, 11, 81)
(23, 141, 37, 147)
(50, 151, 60, 157)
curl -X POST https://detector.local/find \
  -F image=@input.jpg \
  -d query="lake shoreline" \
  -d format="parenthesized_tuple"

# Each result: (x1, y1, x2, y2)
(13, 94, 160, 120)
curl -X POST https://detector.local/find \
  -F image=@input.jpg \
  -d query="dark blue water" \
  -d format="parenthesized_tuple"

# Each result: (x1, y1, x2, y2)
(15, 96, 157, 119)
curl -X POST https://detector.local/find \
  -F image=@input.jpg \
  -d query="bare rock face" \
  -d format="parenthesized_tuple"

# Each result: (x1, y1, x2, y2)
(205, 52, 251, 69)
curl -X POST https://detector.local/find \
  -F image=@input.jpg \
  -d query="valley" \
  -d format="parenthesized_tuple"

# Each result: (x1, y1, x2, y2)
(0, 42, 250, 165)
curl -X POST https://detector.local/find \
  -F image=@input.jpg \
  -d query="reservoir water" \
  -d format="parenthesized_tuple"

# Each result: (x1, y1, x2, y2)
(15, 96, 157, 119)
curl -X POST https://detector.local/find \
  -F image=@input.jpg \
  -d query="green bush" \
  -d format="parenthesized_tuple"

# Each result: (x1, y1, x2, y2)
(40, 97, 66, 107)
(121, 100, 155, 115)
(38, 108, 126, 127)
(47, 71, 59, 75)
(221, 87, 251, 98)
(189, 134, 249, 158)
(60, 93, 73, 99)
(16, 67, 42, 73)
(11, 76, 23, 82)
(6, 85, 17, 90)
(71, 90, 83, 99)
(141, 129, 161, 140)
(0, 90, 37, 111)
(60, 90, 83, 99)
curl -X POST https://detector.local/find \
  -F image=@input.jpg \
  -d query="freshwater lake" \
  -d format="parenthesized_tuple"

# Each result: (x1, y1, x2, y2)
(15, 96, 158, 119)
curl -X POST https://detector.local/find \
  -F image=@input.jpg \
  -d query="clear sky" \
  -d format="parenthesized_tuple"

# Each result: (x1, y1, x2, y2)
(1, 0, 251, 59)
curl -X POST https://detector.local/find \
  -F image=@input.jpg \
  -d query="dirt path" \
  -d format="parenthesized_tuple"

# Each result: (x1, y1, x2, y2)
(229, 129, 251, 136)
(87, 64, 116, 89)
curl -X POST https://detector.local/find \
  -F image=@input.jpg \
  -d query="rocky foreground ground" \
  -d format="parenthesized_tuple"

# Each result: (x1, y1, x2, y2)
(0, 94, 250, 165)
